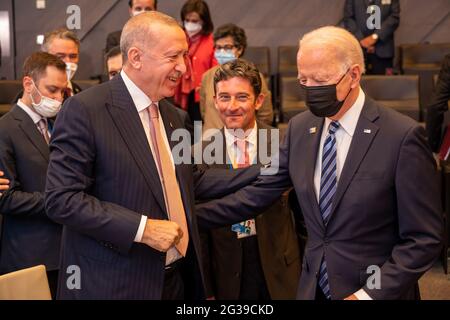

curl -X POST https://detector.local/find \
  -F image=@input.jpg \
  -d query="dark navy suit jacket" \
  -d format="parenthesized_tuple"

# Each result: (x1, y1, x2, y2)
(45, 75, 259, 299)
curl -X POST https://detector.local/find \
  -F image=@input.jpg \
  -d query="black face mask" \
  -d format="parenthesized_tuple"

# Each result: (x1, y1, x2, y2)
(300, 70, 352, 118)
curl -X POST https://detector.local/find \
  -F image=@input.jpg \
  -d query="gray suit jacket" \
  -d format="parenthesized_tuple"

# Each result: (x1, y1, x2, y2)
(199, 122, 301, 299)
(0, 105, 62, 273)
(197, 96, 443, 300)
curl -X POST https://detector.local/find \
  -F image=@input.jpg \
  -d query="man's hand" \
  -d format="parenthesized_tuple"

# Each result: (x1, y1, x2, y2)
(0, 171, 10, 197)
(360, 35, 377, 49)
(141, 219, 183, 252)
(344, 294, 359, 300)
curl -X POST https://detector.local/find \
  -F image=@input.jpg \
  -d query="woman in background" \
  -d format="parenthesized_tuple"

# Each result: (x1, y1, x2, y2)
(175, 0, 217, 122)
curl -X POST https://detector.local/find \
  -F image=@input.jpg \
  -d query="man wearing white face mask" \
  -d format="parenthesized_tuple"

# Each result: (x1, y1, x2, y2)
(0, 52, 67, 299)
(41, 28, 82, 98)
(105, 0, 157, 53)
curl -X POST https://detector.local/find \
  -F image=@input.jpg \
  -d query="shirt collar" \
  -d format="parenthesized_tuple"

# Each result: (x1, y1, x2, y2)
(121, 70, 158, 113)
(324, 87, 365, 137)
(224, 121, 258, 148)
(16, 99, 44, 124)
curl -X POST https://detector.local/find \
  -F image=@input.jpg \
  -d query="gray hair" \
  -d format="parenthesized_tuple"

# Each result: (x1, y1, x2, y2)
(299, 26, 365, 74)
(41, 28, 80, 52)
(120, 11, 180, 63)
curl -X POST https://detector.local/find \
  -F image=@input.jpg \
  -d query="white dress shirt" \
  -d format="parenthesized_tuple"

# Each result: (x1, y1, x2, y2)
(223, 122, 258, 167)
(313, 88, 373, 300)
(121, 70, 182, 266)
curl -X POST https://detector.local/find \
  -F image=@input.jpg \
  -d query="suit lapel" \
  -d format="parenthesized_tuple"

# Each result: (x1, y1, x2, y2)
(106, 76, 167, 214)
(159, 100, 194, 223)
(329, 98, 380, 220)
(12, 106, 49, 161)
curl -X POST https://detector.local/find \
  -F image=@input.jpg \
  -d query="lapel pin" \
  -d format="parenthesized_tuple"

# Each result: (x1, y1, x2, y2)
(169, 122, 174, 129)
(364, 129, 371, 134)
(309, 127, 317, 134)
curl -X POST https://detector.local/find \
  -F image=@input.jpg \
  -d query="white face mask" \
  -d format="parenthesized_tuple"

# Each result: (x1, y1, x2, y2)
(184, 21, 202, 38)
(66, 62, 78, 81)
(30, 81, 62, 118)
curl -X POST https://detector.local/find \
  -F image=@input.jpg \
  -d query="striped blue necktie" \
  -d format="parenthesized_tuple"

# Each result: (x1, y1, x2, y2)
(318, 121, 340, 299)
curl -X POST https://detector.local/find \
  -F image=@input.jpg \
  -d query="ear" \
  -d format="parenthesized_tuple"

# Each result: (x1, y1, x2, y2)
(127, 47, 143, 70)
(349, 64, 362, 89)
(254, 93, 265, 111)
(22, 76, 34, 95)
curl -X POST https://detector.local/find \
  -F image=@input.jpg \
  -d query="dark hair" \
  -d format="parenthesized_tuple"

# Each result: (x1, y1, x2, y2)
(105, 46, 122, 61)
(180, 0, 214, 35)
(42, 28, 80, 51)
(128, 0, 158, 9)
(213, 58, 262, 96)
(213, 23, 247, 57)
(22, 52, 66, 83)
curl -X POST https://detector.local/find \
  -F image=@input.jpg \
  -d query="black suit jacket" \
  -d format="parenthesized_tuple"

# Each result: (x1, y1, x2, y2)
(344, 0, 400, 59)
(199, 123, 301, 299)
(0, 105, 62, 273)
(105, 30, 122, 54)
(45, 75, 260, 299)
(196, 95, 443, 300)
(426, 54, 450, 152)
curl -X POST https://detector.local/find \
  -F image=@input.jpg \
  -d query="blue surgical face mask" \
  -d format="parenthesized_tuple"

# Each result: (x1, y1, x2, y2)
(214, 50, 236, 65)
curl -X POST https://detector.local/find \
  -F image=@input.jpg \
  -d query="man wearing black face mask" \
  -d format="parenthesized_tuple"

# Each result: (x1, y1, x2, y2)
(195, 26, 443, 300)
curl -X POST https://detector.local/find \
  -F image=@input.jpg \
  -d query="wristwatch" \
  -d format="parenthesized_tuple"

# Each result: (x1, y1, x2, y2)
(371, 33, 379, 41)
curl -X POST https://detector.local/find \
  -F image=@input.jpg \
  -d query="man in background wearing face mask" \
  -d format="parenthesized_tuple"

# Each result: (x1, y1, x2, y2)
(41, 28, 81, 98)
(195, 26, 443, 300)
(200, 23, 273, 138)
(105, 0, 157, 54)
(0, 52, 67, 298)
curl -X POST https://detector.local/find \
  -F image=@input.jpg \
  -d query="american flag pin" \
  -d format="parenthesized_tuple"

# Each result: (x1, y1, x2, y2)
(364, 129, 371, 134)
(309, 127, 317, 134)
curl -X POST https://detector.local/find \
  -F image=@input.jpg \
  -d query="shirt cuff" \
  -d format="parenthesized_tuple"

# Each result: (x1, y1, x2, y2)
(134, 215, 148, 242)
(354, 289, 373, 300)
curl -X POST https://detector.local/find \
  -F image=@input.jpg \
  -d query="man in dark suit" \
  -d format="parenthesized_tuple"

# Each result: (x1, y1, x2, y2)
(196, 26, 443, 300)
(199, 59, 301, 300)
(0, 171, 8, 196)
(426, 54, 450, 154)
(0, 52, 67, 298)
(344, 0, 400, 75)
(105, 0, 157, 54)
(45, 11, 258, 300)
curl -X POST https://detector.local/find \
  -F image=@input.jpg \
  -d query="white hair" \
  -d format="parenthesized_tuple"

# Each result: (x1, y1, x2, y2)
(299, 26, 365, 74)
(120, 11, 180, 63)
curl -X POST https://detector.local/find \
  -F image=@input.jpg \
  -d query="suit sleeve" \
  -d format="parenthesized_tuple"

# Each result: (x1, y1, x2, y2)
(343, 0, 364, 40)
(375, 0, 400, 42)
(363, 125, 443, 299)
(0, 130, 45, 218)
(45, 97, 141, 255)
(195, 121, 293, 229)
(426, 55, 450, 152)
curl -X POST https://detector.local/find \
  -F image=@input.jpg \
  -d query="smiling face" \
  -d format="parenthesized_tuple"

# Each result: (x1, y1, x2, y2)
(215, 76, 264, 132)
(124, 24, 188, 101)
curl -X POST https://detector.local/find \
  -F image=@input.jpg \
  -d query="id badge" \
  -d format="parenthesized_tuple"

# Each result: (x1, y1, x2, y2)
(231, 219, 257, 239)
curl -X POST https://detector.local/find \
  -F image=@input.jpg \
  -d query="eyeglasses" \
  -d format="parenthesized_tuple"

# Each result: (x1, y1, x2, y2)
(214, 44, 236, 51)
